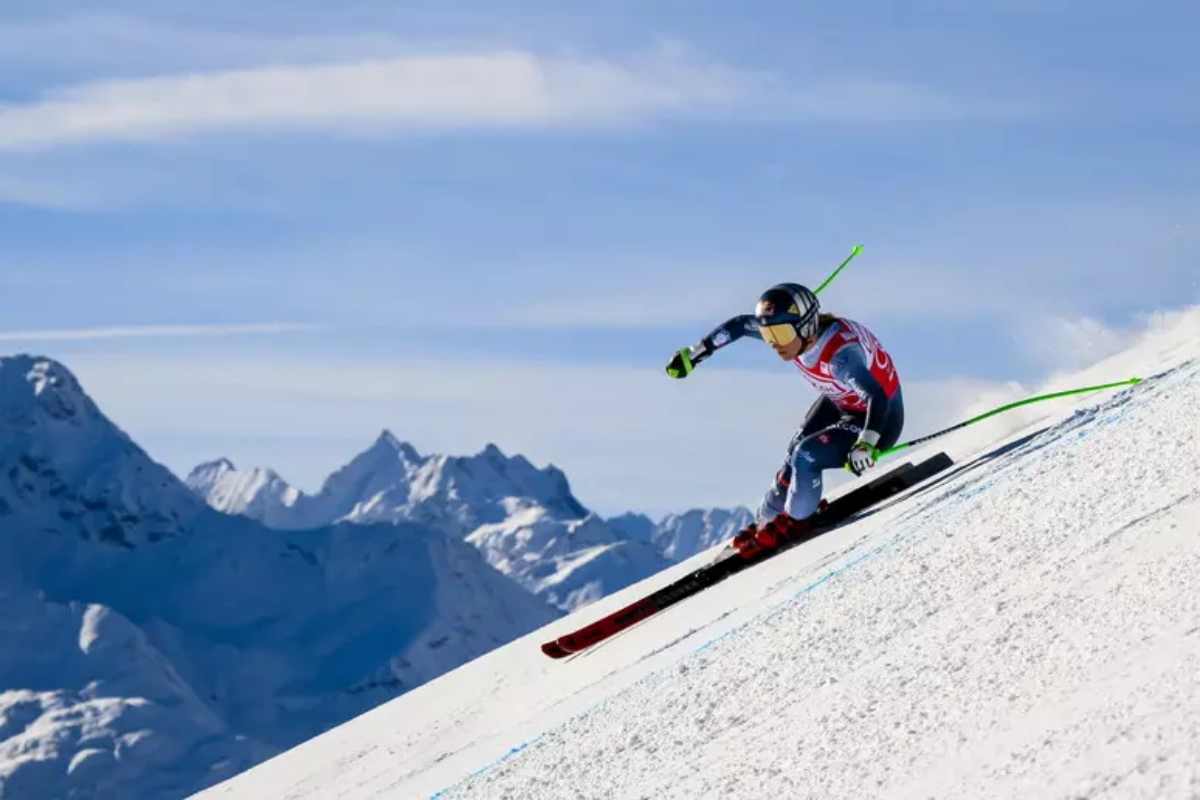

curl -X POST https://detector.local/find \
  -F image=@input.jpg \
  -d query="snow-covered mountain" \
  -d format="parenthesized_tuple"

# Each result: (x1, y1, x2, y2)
(184, 457, 302, 530)
(467, 503, 669, 611)
(198, 309, 1200, 800)
(607, 507, 754, 562)
(604, 511, 658, 544)
(187, 432, 586, 534)
(188, 434, 671, 612)
(0, 355, 558, 800)
(0, 357, 205, 548)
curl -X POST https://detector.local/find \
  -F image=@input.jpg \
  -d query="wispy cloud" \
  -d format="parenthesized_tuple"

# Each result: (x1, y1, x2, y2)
(0, 44, 1012, 151)
(1021, 316, 1130, 372)
(0, 49, 739, 150)
(0, 323, 319, 342)
(1023, 307, 1200, 378)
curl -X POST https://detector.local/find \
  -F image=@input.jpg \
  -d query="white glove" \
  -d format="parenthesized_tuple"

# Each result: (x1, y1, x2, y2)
(848, 434, 880, 477)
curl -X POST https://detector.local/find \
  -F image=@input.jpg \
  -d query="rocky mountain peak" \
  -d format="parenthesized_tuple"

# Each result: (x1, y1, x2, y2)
(0, 355, 97, 427)
(187, 458, 237, 484)
(372, 430, 422, 462)
(0, 355, 203, 547)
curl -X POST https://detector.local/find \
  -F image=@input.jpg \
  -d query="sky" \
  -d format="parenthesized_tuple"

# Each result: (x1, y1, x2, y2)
(1, 2, 1197, 516)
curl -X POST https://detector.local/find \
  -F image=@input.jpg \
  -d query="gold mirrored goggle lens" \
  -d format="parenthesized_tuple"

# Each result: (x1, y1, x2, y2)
(760, 322, 798, 347)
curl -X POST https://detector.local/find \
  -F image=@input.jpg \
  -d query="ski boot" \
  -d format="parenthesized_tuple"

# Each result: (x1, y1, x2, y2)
(732, 514, 813, 559)
(733, 499, 833, 558)
(731, 524, 764, 559)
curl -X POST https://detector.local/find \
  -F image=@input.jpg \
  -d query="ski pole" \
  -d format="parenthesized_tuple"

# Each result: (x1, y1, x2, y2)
(813, 244, 864, 296)
(853, 376, 1142, 469)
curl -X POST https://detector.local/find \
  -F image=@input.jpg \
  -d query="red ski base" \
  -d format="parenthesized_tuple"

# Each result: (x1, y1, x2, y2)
(540, 641, 571, 659)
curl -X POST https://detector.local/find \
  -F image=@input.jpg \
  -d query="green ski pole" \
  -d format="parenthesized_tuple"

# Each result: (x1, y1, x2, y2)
(870, 377, 1142, 465)
(814, 244, 864, 296)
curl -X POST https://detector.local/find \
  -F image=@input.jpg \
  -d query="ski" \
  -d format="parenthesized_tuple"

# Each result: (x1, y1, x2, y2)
(540, 452, 954, 659)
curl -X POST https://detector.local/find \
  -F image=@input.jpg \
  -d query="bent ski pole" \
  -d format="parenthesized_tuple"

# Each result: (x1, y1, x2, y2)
(849, 376, 1142, 471)
(813, 244, 864, 296)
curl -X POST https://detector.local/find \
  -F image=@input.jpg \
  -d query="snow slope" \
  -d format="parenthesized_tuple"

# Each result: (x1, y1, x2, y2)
(0, 356, 558, 800)
(196, 307, 1200, 800)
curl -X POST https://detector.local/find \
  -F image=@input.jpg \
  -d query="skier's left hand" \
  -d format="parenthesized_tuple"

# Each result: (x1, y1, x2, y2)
(665, 348, 694, 379)
(847, 441, 877, 477)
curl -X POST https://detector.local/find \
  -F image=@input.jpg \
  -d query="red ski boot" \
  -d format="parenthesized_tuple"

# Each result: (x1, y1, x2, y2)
(733, 514, 818, 559)
(731, 524, 763, 559)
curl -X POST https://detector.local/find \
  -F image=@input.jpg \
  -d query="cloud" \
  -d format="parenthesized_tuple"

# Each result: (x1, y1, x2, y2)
(1021, 316, 1131, 372)
(0, 45, 1010, 151)
(0, 323, 319, 342)
(1030, 307, 1200, 384)
(0, 50, 736, 150)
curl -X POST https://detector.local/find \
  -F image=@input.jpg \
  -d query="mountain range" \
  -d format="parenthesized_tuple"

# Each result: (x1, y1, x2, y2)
(185, 432, 751, 613)
(0, 354, 748, 799)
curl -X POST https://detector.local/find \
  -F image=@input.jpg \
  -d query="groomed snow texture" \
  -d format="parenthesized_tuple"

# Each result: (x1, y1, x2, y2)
(198, 309, 1200, 800)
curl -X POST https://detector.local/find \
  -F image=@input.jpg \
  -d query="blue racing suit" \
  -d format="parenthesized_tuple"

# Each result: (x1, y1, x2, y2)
(690, 315, 905, 523)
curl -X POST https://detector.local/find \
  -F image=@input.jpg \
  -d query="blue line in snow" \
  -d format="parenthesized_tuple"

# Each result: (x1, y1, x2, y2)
(429, 740, 538, 799)
(432, 536, 905, 797)
(429, 378, 1163, 796)
(433, 537, 902, 796)
(690, 537, 881, 656)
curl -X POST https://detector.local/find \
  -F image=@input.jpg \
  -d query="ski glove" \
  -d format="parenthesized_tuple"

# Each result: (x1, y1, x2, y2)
(666, 348, 694, 379)
(847, 441, 878, 477)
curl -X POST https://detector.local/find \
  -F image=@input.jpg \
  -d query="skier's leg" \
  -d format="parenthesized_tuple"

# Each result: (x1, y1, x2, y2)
(782, 417, 863, 520)
(756, 484, 788, 525)
(743, 395, 906, 555)
(800, 396, 845, 437)
(783, 393, 906, 518)
(757, 398, 843, 524)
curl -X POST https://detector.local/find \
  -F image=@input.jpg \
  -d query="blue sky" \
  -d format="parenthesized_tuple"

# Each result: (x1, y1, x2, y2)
(1, 3, 1197, 515)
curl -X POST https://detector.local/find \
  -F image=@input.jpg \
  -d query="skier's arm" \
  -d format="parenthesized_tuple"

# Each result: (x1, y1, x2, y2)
(666, 315, 760, 378)
(829, 346, 890, 448)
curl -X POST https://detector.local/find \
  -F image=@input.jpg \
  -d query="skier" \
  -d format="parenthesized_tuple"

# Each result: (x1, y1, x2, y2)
(665, 283, 903, 557)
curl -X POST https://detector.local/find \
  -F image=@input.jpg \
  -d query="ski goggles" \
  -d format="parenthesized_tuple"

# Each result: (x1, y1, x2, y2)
(756, 312, 810, 347)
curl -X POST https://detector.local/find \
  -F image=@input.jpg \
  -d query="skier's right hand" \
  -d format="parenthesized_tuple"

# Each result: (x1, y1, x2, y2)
(665, 348, 694, 379)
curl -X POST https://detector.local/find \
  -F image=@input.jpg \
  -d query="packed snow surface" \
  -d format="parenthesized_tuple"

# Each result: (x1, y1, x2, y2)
(199, 309, 1200, 799)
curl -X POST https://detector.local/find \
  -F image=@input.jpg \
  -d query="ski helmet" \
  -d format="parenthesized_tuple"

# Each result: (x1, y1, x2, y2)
(755, 283, 820, 347)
